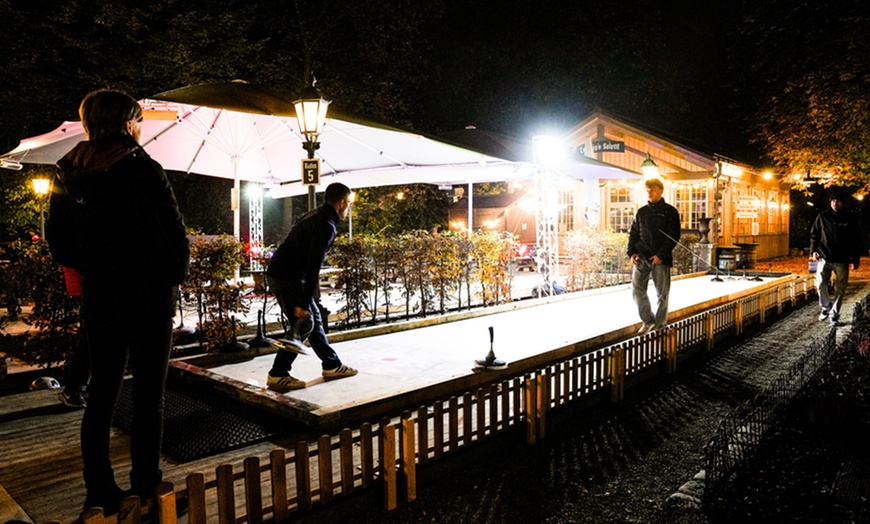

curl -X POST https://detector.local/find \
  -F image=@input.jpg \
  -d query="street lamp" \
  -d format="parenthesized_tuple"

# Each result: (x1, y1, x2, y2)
(31, 177, 51, 240)
(294, 83, 331, 211)
(640, 153, 659, 179)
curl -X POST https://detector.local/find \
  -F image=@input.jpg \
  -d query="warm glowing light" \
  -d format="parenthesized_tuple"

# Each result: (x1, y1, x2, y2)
(640, 153, 659, 179)
(396, 191, 405, 200)
(294, 85, 330, 141)
(857, 194, 865, 201)
(721, 163, 742, 177)
(32, 178, 51, 196)
(762, 171, 773, 180)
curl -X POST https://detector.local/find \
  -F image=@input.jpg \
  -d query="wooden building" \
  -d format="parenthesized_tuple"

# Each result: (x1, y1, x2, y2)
(446, 112, 790, 264)
(567, 111, 789, 261)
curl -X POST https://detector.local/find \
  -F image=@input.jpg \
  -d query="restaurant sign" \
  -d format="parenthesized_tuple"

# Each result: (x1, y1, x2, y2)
(592, 139, 625, 153)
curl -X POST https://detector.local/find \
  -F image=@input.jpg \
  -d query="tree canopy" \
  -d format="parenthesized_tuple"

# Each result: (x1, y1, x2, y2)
(734, 0, 870, 191)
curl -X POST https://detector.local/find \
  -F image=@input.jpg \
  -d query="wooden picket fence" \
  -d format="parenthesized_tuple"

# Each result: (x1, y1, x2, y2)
(57, 275, 815, 523)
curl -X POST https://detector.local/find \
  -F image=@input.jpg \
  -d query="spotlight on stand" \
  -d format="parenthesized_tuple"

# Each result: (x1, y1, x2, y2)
(474, 326, 508, 371)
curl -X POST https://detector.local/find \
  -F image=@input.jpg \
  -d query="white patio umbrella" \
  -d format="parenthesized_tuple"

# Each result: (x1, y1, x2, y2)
(0, 82, 519, 236)
(3, 83, 521, 177)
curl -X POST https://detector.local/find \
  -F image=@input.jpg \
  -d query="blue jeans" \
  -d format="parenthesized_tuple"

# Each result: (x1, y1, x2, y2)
(268, 276, 341, 374)
(816, 259, 849, 318)
(632, 260, 671, 327)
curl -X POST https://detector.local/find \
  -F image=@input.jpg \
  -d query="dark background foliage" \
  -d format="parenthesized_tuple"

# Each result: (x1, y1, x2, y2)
(1, 0, 868, 240)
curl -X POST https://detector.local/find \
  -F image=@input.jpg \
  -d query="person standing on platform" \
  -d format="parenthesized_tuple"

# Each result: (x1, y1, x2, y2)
(46, 90, 190, 516)
(627, 178, 681, 334)
(810, 191, 863, 326)
(265, 182, 358, 392)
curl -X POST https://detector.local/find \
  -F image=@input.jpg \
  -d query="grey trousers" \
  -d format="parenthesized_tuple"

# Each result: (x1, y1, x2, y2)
(816, 259, 849, 318)
(632, 261, 671, 327)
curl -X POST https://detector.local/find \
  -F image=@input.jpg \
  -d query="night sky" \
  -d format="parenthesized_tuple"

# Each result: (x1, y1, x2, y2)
(1, 0, 865, 172)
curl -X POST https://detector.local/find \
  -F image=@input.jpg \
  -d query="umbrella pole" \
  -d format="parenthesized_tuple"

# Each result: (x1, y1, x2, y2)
(232, 158, 240, 284)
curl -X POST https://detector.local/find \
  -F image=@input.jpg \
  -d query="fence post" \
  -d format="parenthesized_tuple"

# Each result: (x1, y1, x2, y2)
(431, 401, 443, 459)
(537, 371, 548, 440)
(705, 311, 715, 351)
(317, 435, 334, 504)
(156, 482, 178, 524)
(665, 327, 677, 373)
(610, 346, 625, 402)
(295, 440, 311, 512)
(269, 449, 288, 522)
(735, 300, 744, 336)
(476, 388, 487, 442)
(380, 421, 397, 510)
(216, 464, 235, 524)
(777, 285, 783, 314)
(244, 457, 263, 524)
(488, 383, 498, 436)
(360, 423, 375, 487)
(401, 413, 417, 502)
(759, 293, 766, 324)
(463, 392, 473, 447)
(339, 429, 355, 496)
(186, 473, 207, 524)
(524, 375, 537, 445)
(448, 396, 459, 453)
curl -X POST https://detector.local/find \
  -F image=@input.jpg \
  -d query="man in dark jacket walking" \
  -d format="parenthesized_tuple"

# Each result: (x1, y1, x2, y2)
(46, 90, 189, 516)
(265, 182, 358, 392)
(810, 191, 863, 326)
(627, 178, 681, 333)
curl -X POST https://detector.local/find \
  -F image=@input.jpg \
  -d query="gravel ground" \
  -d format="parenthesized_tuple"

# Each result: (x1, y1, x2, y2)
(343, 267, 870, 524)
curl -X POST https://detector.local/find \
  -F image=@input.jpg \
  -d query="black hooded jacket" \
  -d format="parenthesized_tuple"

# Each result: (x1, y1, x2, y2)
(266, 204, 339, 305)
(47, 134, 189, 318)
(810, 207, 863, 266)
(626, 198, 681, 267)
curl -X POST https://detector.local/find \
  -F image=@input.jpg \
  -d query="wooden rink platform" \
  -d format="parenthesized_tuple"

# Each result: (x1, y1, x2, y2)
(0, 271, 810, 523)
(173, 272, 799, 429)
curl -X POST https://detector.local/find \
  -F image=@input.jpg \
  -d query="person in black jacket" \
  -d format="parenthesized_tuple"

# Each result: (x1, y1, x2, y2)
(810, 191, 863, 326)
(265, 182, 358, 392)
(46, 90, 189, 516)
(627, 178, 681, 333)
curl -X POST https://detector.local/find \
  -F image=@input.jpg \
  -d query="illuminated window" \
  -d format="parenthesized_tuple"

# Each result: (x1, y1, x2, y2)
(674, 183, 707, 229)
(609, 187, 636, 233)
(558, 189, 574, 232)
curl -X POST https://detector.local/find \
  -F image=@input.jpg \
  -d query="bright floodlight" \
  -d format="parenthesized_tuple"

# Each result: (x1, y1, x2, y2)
(246, 183, 263, 200)
(532, 135, 567, 166)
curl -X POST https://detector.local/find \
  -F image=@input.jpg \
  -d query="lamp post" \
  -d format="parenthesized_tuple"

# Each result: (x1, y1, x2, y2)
(294, 83, 331, 211)
(31, 177, 51, 240)
(348, 191, 355, 240)
(640, 153, 659, 179)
